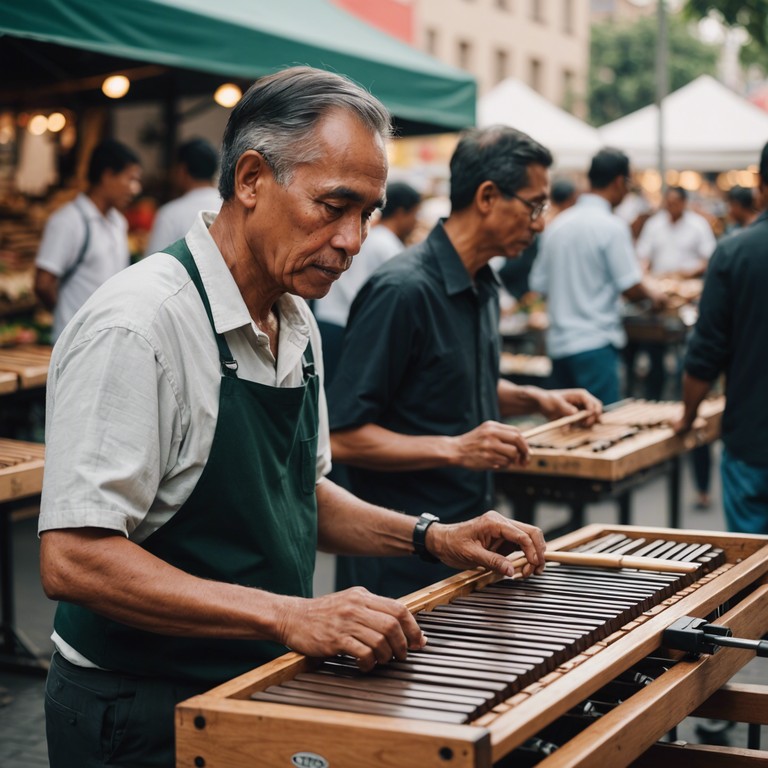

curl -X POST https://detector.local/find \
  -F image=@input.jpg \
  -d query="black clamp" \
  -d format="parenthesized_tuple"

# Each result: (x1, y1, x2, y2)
(413, 513, 440, 563)
(663, 615, 768, 658)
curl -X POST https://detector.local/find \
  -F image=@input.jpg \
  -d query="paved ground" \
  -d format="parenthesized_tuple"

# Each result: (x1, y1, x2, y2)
(2, 441, 766, 766)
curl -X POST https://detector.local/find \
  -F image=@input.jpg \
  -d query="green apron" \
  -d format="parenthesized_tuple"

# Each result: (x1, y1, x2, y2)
(54, 239, 319, 684)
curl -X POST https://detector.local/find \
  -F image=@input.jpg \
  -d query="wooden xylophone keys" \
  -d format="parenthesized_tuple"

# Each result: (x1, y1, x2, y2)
(251, 546, 716, 725)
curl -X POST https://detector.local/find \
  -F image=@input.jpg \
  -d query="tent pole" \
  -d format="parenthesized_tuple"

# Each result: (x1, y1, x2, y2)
(656, 0, 668, 195)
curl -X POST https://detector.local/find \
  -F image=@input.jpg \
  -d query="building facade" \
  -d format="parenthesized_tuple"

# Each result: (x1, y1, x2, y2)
(334, 0, 591, 116)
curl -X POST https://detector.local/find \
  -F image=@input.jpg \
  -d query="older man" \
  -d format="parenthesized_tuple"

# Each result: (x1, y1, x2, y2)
(328, 126, 600, 598)
(38, 69, 546, 768)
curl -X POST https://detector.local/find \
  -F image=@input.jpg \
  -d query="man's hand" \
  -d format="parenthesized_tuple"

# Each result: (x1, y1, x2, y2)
(451, 420, 530, 470)
(535, 388, 603, 426)
(276, 589, 426, 671)
(427, 510, 546, 579)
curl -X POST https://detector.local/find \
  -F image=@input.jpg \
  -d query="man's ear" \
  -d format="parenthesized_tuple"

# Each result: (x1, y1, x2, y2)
(233, 150, 270, 210)
(475, 180, 500, 215)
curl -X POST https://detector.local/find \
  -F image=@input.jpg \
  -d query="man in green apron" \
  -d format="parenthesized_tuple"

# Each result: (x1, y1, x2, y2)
(38, 67, 547, 768)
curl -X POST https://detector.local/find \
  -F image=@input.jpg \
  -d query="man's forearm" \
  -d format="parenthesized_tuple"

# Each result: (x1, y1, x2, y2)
(330, 423, 457, 471)
(497, 379, 543, 418)
(40, 529, 293, 640)
(680, 371, 714, 428)
(316, 478, 417, 557)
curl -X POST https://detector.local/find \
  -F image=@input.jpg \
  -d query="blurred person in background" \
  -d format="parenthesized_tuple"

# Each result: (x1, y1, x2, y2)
(313, 180, 421, 385)
(676, 142, 768, 533)
(530, 148, 666, 405)
(634, 186, 718, 508)
(144, 138, 221, 256)
(724, 185, 757, 234)
(636, 186, 716, 279)
(34, 139, 142, 342)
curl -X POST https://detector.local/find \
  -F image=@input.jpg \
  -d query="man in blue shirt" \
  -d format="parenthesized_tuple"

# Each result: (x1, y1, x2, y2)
(530, 148, 665, 404)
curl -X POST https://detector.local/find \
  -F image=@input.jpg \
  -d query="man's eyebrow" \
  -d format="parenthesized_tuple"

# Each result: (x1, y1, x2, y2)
(324, 187, 385, 210)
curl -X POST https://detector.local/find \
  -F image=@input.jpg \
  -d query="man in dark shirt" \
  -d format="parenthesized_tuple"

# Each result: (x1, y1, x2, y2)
(328, 126, 601, 597)
(675, 142, 768, 534)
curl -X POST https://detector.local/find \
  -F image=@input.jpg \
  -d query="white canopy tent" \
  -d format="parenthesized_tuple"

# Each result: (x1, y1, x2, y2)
(598, 75, 768, 171)
(477, 78, 601, 171)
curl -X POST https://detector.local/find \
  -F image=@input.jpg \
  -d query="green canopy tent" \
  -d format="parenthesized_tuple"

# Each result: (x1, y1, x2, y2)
(0, 0, 476, 133)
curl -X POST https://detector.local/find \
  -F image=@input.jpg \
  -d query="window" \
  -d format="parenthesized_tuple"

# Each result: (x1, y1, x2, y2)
(529, 58, 543, 93)
(457, 40, 473, 70)
(495, 49, 510, 83)
(563, 0, 574, 34)
(562, 69, 575, 111)
(425, 28, 438, 55)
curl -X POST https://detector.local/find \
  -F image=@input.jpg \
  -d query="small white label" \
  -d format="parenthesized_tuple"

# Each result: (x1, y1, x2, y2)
(291, 752, 329, 768)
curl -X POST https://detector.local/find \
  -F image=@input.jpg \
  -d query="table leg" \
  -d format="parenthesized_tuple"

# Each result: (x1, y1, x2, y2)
(668, 457, 681, 529)
(0, 497, 47, 674)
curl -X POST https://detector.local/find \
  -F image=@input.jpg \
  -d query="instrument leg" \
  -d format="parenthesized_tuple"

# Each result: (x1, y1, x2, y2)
(618, 492, 632, 526)
(668, 457, 681, 529)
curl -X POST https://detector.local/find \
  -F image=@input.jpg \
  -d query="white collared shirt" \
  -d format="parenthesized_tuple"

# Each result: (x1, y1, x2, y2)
(636, 209, 716, 275)
(35, 193, 130, 341)
(40, 211, 332, 545)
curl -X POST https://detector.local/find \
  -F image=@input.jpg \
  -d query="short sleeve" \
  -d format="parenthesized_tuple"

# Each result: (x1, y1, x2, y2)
(39, 326, 182, 536)
(684, 245, 730, 381)
(35, 207, 85, 277)
(605, 220, 642, 292)
(327, 276, 417, 431)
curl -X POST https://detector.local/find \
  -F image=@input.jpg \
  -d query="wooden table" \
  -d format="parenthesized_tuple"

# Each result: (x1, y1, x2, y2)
(495, 398, 724, 538)
(0, 438, 46, 673)
(0, 371, 17, 395)
(0, 344, 52, 389)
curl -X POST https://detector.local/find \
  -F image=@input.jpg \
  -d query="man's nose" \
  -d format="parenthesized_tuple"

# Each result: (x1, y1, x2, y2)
(331, 217, 364, 257)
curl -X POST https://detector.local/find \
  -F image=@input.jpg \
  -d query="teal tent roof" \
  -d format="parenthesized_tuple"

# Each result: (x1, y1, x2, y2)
(0, 0, 476, 131)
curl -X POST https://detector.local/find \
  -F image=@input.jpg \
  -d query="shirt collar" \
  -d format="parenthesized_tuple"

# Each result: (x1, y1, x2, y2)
(429, 220, 500, 297)
(183, 211, 309, 340)
(578, 193, 613, 212)
(75, 192, 117, 222)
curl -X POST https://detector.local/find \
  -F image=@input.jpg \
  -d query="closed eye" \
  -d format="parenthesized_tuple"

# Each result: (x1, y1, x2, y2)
(323, 202, 343, 217)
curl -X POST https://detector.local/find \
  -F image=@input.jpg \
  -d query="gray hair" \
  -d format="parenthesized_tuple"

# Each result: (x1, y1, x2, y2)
(219, 67, 392, 200)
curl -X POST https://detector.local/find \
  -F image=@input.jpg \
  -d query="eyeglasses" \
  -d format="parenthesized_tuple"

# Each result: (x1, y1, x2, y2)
(504, 191, 550, 222)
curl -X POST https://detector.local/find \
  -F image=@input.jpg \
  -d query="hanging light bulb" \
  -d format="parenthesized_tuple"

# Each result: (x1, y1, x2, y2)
(214, 83, 242, 108)
(28, 114, 49, 135)
(102, 75, 131, 99)
(47, 112, 67, 132)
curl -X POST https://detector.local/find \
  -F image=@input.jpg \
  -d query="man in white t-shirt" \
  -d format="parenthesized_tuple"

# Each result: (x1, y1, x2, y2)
(636, 186, 716, 277)
(313, 180, 421, 384)
(34, 139, 142, 342)
(145, 138, 222, 256)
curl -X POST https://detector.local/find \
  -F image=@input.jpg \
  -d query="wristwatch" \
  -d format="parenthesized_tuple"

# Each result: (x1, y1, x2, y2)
(412, 512, 441, 563)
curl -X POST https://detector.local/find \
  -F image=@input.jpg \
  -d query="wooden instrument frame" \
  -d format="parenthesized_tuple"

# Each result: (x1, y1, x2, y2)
(176, 524, 768, 768)
(502, 398, 724, 482)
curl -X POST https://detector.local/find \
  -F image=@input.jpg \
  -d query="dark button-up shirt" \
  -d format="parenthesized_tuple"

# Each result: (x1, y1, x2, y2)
(328, 222, 502, 523)
(684, 210, 768, 466)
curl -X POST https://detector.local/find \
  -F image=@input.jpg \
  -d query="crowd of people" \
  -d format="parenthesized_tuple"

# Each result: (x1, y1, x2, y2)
(24, 64, 768, 767)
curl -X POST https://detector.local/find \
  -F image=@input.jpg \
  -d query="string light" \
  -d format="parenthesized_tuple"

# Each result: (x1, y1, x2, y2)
(102, 75, 131, 99)
(214, 83, 242, 108)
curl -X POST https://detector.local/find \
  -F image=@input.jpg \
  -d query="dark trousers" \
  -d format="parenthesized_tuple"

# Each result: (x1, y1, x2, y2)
(46, 652, 208, 768)
(549, 345, 621, 405)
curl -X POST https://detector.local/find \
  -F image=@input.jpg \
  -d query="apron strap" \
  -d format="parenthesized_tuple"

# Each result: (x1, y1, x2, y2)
(162, 238, 239, 378)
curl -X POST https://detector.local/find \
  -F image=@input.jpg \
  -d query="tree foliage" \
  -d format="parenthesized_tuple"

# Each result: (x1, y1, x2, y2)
(684, 0, 768, 48)
(589, 15, 720, 126)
